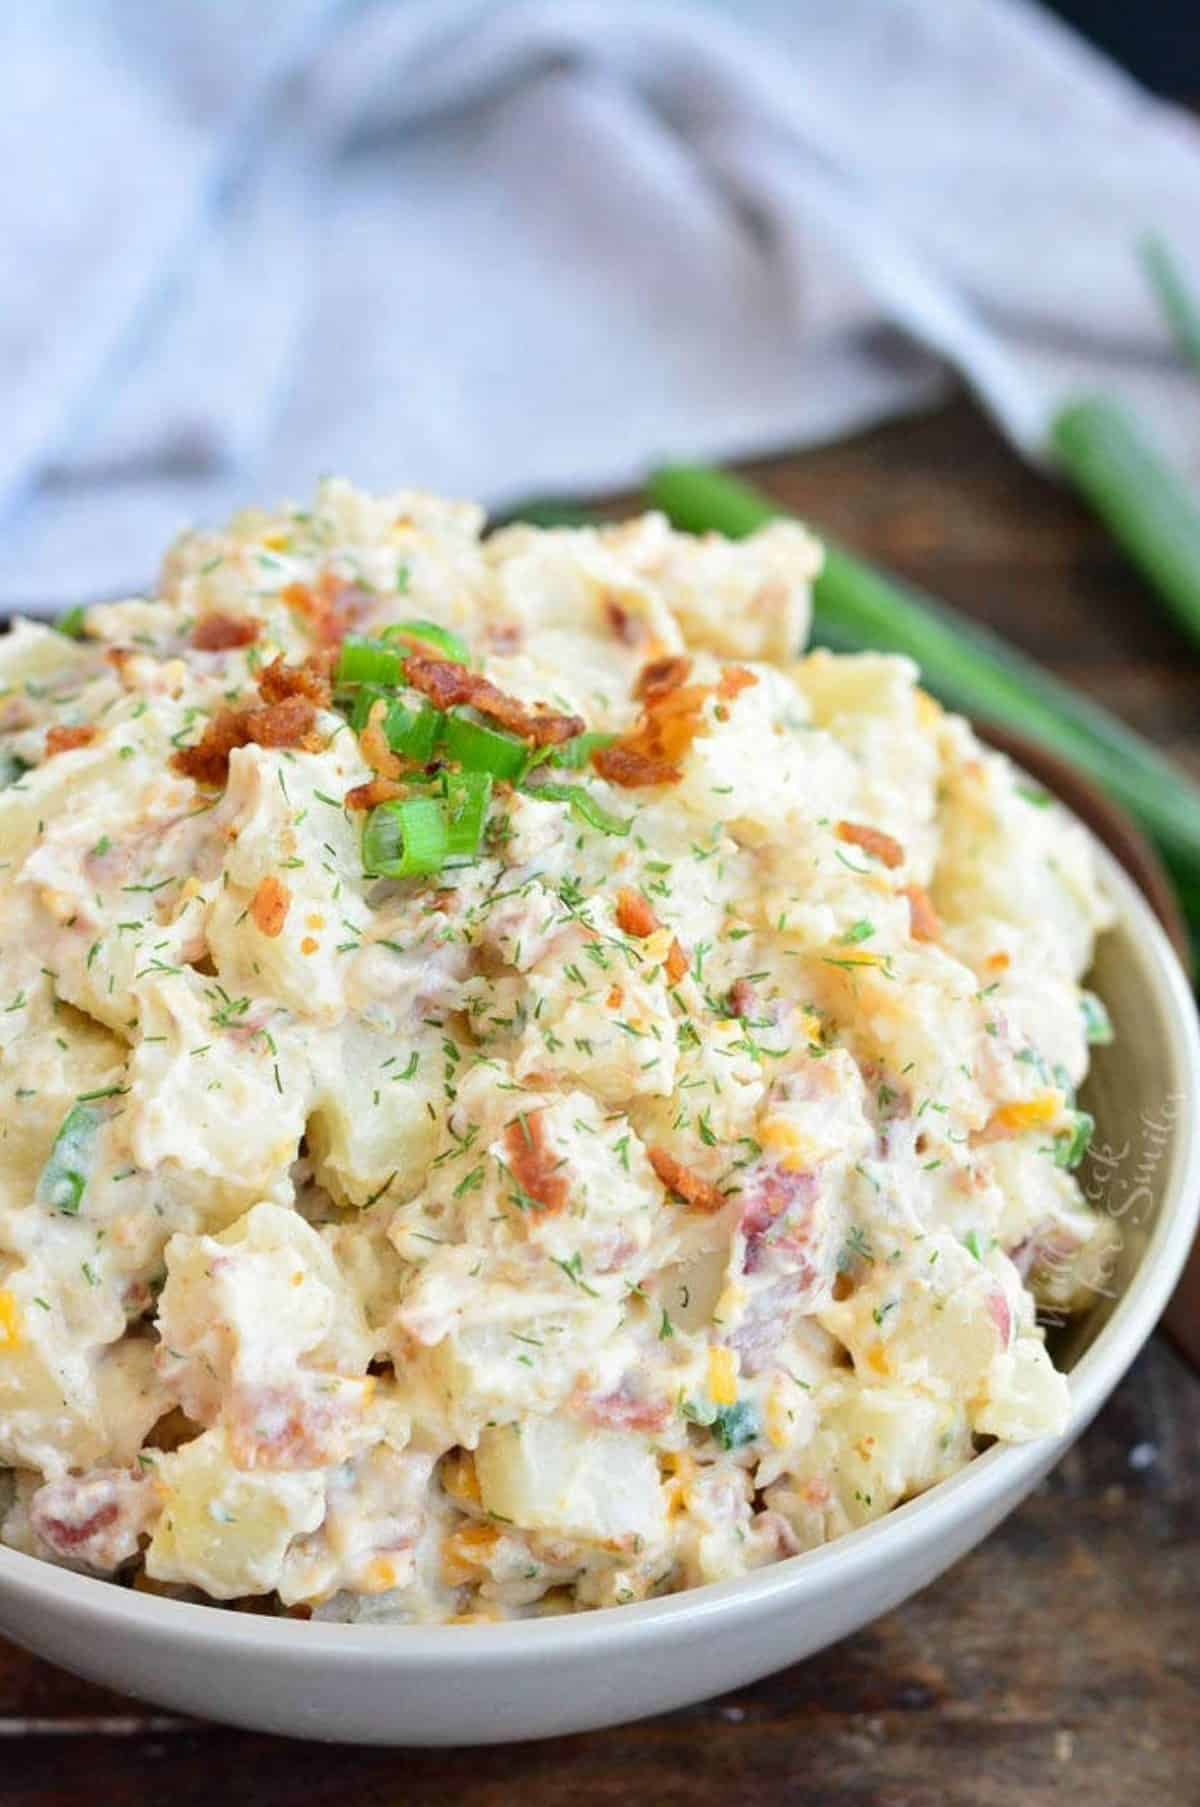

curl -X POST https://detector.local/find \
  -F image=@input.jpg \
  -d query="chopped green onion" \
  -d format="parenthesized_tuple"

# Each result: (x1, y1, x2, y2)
(1, 751, 29, 790)
(524, 779, 630, 837)
(1051, 397, 1200, 657)
(381, 620, 470, 665)
(647, 464, 1200, 965)
(348, 684, 388, 731)
(36, 1103, 102, 1214)
(711, 1400, 759, 1450)
(1139, 233, 1200, 377)
(349, 688, 441, 760)
(54, 606, 88, 640)
(362, 798, 449, 879)
(382, 699, 441, 761)
(440, 710, 529, 781)
(550, 731, 617, 771)
(1080, 990, 1114, 1046)
(1054, 1110, 1095, 1171)
(336, 637, 405, 688)
(440, 770, 493, 862)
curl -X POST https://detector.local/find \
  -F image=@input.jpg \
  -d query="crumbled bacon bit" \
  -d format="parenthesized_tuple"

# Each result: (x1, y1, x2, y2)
(665, 939, 689, 986)
(633, 655, 692, 702)
(502, 1111, 569, 1213)
(250, 876, 290, 937)
(44, 724, 96, 757)
(902, 884, 940, 942)
(591, 741, 681, 788)
(717, 665, 757, 701)
(835, 820, 905, 869)
(345, 777, 406, 811)
(282, 573, 373, 647)
(172, 695, 322, 786)
(649, 1148, 727, 1213)
(615, 887, 660, 938)
(604, 598, 642, 645)
(359, 698, 402, 780)
(580, 1385, 670, 1433)
(192, 613, 259, 652)
(595, 662, 752, 790)
(728, 978, 757, 1019)
(257, 653, 332, 708)
(404, 655, 585, 747)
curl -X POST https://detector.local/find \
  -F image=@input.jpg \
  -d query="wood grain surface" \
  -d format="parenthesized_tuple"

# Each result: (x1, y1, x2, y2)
(4, 396, 1199, 1803)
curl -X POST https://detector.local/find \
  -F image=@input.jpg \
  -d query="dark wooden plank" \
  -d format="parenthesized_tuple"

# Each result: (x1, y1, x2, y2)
(0, 1338, 1194, 1805)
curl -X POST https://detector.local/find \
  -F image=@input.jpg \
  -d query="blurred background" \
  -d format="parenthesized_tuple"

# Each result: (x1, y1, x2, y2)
(2, 0, 1199, 612)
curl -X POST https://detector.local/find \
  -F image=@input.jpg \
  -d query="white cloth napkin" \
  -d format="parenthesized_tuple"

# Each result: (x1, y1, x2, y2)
(3, 0, 1199, 610)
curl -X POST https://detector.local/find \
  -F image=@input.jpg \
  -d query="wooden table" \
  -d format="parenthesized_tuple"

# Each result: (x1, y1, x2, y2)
(6, 397, 1199, 1804)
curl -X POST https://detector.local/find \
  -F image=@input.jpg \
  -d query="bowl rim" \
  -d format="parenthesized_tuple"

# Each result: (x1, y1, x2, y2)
(1, 845, 1196, 1666)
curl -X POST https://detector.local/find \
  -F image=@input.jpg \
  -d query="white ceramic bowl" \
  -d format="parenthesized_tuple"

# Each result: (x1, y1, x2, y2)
(0, 844, 1196, 1744)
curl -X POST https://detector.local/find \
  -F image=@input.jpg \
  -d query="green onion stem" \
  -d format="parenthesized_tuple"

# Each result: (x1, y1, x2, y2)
(54, 606, 88, 640)
(1139, 233, 1200, 377)
(1051, 396, 1200, 655)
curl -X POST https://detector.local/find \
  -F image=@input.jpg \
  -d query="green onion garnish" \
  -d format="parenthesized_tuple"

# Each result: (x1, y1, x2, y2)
(711, 1400, 759, 1451)
(524, 779, 630, 837)
(440, 770, 493, 861)
(348, 684, 388, 730)
(349, 688, 441, 760)
(381, 620, 470, 665)
(549, 731, 617, 770)
(1080, 990, 1114, 1046)
(363, 797, 449, 879)
(54, 607, 87, 640)
(336, 637, 405, 688)
(440, 710, 529, 781)
(383, 699, 441, 761)
(36, 1102, 102, 1214)
(495, 499, 595, 530)
(1054, 1110, 1095, 1171)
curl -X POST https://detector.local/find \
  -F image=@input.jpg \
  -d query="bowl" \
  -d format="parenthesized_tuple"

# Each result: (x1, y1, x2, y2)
(0, 841, 1196, 1745)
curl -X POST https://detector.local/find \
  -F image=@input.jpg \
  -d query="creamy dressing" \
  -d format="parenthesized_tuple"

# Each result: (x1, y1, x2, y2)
(0, 481, 1115, 1620)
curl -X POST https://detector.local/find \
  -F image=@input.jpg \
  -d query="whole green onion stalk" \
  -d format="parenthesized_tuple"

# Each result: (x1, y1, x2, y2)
(646, 463, 1200, 961)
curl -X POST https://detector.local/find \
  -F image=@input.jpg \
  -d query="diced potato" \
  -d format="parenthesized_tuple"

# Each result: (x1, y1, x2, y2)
(145, 1427, 326, 1598)
(475, 1416, 667, 1549)
(157, 1201, 376, 1425)
(975, 1340, 1070, 1441)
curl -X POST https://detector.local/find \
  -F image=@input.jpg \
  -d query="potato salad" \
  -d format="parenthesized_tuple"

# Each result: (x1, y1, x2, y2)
(0, 482, 1117, 1621)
